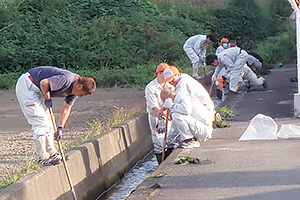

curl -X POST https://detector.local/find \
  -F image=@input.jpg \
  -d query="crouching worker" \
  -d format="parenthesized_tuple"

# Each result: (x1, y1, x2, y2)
(145, 63, 177, 164)
(160, 88, 214, 148)
(16, 66, 96, 166)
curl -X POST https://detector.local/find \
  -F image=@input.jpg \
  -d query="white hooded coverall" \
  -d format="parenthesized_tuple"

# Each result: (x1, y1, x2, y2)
(212, 47, 249, 92)
(168, 92, 213, 141)
(174, 73, 215, 137)
(247, 54, 262, 70)
(183, 34, 207, 70)
(242, 65, 265, 86)
(145, 78, 175, 153)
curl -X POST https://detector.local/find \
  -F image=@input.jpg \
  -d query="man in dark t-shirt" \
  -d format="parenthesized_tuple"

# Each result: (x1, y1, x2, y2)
(15, 66, 96, 165)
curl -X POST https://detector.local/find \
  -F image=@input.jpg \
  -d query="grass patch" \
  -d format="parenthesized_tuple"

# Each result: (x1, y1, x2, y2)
(64, 106, 146, 152)
(0, 158, 40, 191)
(216, 106, 236, 119)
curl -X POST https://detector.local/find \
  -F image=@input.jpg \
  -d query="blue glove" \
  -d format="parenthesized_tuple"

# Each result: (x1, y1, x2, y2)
(44, 99, 52, 109)
(55, 126, 63, 141)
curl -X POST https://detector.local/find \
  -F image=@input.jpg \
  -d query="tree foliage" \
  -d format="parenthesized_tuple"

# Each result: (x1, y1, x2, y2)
(0, 0, 295, 78)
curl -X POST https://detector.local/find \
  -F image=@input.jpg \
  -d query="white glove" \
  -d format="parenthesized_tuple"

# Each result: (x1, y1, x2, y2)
(164, 98, 173, 109)
(155, 117, 166, 134)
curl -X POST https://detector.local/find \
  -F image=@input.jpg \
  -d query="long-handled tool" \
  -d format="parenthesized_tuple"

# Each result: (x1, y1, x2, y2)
(161, 109, 169, 162)
(49, 108, 78, 200)
(209, 80, 214, 96)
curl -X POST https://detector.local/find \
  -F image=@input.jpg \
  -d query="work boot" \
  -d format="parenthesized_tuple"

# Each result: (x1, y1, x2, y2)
(38, 156, 61, 166)
(262, 80, 268, 88)
(192, 74, 200, 79)
(178, 138, 200, 149)
(155, 153, 162, 165)
(50, 152, 62, 163)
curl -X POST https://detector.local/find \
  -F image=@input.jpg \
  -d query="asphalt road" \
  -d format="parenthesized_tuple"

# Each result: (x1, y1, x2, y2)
(128, 64, 300, 200)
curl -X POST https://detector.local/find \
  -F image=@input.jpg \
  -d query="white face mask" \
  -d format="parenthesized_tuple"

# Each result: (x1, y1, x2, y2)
(223, 43, 229, 49)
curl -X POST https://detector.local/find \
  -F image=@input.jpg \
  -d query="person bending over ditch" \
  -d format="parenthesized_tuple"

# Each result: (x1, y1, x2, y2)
(183, 33, 216, 78)
(16, 66, 96, 166)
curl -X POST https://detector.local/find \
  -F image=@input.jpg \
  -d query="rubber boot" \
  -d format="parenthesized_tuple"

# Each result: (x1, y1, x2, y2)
(192, 68, 199, 77)
(165, 148, 174, 159)
(155, 153, 162, 165)
(155, 148, 174, 165)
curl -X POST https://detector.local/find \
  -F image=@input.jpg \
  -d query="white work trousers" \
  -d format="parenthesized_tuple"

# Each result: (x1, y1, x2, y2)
(16, 73, 57, 159)
(172, 113, 212, 142)
(228, 51, 249, 92)
(243, 65, 264, 86)
(148, 113, 177, 154)
(148, 114, 165, 154)
(183, 46, 205, 69)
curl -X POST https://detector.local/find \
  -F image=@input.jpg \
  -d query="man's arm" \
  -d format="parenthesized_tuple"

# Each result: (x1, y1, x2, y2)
(40, 79, 51, 100)
(59, 102, 72, 127)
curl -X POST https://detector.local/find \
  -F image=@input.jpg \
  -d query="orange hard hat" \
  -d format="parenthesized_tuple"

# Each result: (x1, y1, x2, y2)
(164, 66, 180, 82)
(221, 38, 229, 43)
(155, 63, 170, 76)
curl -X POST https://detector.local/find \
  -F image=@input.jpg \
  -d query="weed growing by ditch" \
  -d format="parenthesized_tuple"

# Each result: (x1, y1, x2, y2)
(0, 157, 40, 191)
(64, 105, 145, 152)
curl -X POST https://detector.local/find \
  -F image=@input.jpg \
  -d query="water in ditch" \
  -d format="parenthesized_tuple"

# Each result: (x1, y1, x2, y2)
(96, 151, 158, 200)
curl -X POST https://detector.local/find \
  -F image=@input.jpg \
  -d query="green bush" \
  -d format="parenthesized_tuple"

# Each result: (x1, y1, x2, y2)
(256, 28, 296, 64)
(0, 0, 296, 89)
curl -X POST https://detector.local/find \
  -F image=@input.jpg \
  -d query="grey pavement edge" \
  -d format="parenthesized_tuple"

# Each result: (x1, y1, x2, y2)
(127, 64, 300, 200)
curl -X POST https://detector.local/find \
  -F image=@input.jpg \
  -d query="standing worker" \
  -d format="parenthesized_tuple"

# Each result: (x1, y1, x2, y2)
(183, 33, 216, 78)
(215, 38, 230, 55)
(16, 66, 96, 166)
(145, 63, 176, 164)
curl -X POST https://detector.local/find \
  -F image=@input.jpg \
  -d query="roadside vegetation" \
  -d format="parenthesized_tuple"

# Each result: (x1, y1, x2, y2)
(0, 0, 295, 90)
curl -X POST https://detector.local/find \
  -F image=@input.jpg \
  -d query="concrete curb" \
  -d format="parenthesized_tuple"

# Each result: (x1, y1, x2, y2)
(0, 114, 152, 200)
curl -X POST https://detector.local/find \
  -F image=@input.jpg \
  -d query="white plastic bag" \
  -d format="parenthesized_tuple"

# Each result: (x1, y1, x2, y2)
(239, 114, 278, 141)
(277, 124, 300, 139)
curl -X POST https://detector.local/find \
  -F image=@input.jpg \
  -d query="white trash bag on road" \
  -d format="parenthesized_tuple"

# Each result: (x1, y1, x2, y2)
(277, 124, 300, 139)
(239, 114, 278, 141)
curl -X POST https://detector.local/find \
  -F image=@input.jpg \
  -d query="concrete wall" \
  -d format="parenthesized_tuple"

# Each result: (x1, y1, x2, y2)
(0, 114, 152, 200)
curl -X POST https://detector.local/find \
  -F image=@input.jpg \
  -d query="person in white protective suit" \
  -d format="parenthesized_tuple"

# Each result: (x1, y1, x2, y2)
(160, 88, 213, 148)
(157, 66, 215, 147)
(206, 46, 249, 93)
(145, 63, 177, 164)
(246, 51, 263, 71)
(183, 33, 216, 78)
(241, 65, 267, 89)
(215, 38, 230, 55)
(16, 66, 96, 166)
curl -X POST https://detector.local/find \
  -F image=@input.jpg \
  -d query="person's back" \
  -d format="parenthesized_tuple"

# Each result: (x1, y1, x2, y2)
(176, 74, 214, 119)
(184, 34, 206, 48)
(217, 46, 242, 68)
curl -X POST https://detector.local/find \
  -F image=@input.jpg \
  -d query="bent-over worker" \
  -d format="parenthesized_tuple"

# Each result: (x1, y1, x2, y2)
(16, 66, 96, 166)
